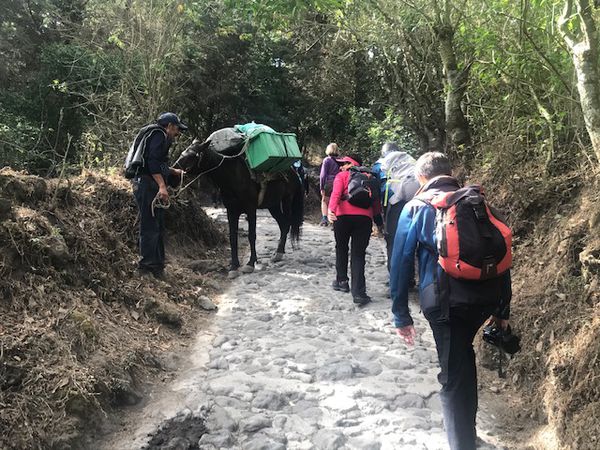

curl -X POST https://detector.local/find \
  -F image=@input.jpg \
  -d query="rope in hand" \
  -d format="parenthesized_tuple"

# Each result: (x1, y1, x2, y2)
(151, 193, 171, 217)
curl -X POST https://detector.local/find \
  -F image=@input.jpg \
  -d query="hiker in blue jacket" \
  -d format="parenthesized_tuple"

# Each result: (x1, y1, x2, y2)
(390, 152, 512, 450)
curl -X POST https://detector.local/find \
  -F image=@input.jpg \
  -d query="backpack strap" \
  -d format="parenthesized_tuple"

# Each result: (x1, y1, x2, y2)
(414, 190, 453, 322)
(431, 185, 481, 209)
(383, 169, 407, 207)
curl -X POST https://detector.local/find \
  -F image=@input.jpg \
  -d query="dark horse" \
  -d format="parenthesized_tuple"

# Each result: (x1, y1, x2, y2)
(174, 140, 304, 276)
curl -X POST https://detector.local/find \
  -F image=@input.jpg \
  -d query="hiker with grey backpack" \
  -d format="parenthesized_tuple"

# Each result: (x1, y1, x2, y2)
(390, 152, 514, 450)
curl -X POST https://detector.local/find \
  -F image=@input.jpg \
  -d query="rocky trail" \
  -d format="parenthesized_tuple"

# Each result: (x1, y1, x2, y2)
(97, 209, 507, 450)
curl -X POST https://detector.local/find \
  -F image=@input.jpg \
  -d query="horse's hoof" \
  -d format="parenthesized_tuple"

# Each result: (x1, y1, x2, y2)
(240, 265, 255, 274)
(227, 270, 240, 279)
(271, 252, 284, 262)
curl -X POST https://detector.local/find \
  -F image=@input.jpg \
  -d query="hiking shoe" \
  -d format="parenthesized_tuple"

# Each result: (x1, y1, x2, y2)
(137, 268, 164, 280)
(332, 280, 350, 293)
(353, 295, 372, 306)
(137, 268, 153, 279)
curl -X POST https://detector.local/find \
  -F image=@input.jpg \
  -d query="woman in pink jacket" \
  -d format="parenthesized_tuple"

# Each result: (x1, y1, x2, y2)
(328, 155, 383, 305)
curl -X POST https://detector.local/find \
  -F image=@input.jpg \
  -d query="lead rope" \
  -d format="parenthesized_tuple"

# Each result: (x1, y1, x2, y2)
(169, 142, 250, 205)
(172, 157, 225, 199)
(151, 194, 171, 217)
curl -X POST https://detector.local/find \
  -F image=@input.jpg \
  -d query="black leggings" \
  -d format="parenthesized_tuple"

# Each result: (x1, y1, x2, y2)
(333, 215, 372, 298)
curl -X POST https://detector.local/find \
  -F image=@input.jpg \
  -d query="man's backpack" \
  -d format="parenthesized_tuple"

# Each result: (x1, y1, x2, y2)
(124, 124, 166, 179)
(380, 152, 419, 206)
(419, 185, 512, 281)
(345, 166, 380, 209)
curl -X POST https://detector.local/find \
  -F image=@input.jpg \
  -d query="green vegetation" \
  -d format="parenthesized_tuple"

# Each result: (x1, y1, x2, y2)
(3, 1, 600, 447)
(2, 0, 596, 171)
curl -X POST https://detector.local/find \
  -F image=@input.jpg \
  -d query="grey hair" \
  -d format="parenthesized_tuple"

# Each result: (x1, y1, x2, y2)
(381, 142, 399, 157)
(414, 152, 452, 180)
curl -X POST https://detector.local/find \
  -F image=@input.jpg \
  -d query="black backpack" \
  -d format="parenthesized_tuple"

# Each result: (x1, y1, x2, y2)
(345, 166, 379, 209)
(123, 124, 166, 179)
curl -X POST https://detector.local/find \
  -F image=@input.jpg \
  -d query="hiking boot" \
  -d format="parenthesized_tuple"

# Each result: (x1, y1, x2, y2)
(137, 268, 156, 280)
(332, 280, 350, 293)
(152, 269, 165, 280)
(137, 267, 164, 280)
(353, 295, 372, 306)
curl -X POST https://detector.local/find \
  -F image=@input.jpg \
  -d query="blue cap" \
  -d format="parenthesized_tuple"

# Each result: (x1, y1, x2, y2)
(157, 112, 188, 131)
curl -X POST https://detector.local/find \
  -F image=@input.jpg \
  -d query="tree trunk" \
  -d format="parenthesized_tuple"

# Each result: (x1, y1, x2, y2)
(559, 0, 600, 162)
(435, 24, 472, 160)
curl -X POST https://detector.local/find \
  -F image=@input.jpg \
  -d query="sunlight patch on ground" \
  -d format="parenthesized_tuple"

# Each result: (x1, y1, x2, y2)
(278, 271, 315, 280)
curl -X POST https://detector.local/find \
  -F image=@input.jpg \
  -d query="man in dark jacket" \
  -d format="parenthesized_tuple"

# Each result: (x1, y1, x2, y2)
(132, 112, 187, 278)
(389, 152, 512, 450)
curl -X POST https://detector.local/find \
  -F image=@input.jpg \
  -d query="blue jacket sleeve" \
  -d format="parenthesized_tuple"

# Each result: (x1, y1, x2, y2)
(146, 132, 168, 176)
(389, 203, 420, 328)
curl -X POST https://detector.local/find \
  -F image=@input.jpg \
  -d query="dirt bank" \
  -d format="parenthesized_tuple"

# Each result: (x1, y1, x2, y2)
(472, 160, 600, 450)
(0, 168, 228, 449)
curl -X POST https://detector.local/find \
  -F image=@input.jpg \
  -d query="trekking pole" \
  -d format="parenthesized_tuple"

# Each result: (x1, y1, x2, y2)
(497, 347, 506, 379)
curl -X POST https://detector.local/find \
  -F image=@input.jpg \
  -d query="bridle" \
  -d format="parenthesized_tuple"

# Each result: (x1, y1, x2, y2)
(172, 140, 248, 197)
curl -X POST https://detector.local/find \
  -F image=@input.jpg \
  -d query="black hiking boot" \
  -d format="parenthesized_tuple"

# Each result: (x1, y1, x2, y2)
(353, 295, 372, 306)
(137, 267, 165, 280)
(332, 280, 350, 293)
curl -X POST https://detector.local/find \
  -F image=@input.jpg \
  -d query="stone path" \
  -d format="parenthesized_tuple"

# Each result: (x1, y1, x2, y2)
(101, 209, 503, 450)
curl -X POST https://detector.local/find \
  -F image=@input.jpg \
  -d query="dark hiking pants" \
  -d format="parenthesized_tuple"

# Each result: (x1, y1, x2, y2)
(133, 176, 165, 274)
(384, 201, 415, 284)
(424, 305, 495, 450)
(333, 215, 372, 298)
(384, 201, 404, 272)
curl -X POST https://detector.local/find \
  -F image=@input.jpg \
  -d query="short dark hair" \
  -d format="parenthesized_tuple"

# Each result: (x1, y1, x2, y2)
(414, 152, 451, 180)
(348, 154, 363, 166)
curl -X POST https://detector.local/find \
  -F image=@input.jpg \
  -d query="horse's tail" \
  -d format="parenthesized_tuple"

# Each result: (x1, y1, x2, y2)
(290, 178, 304, 242)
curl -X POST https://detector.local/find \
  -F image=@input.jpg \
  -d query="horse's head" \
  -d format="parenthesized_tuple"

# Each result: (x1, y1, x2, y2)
(174, 139, 210, 174)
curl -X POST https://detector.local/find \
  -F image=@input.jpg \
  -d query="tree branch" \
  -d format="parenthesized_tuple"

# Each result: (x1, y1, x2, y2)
(558, 0, 577, 49)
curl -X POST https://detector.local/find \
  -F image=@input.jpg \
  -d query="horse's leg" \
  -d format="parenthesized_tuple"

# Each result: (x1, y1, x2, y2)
(240, 209, 257, 273)
(227, 207, 241, 276)
(268, 204, 289, 262)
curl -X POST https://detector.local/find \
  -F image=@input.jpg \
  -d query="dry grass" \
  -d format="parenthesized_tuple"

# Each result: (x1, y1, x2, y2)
(471, 153, 600, 449)
(0, 168, 227, 449)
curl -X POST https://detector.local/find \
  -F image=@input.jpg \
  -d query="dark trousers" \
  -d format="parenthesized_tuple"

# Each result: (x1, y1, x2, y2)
(384, 201, 405, 272)
(333, 215, 372, 298)
(384, 201, 415, 285)
(133, 176, 165, 274)
(424, 305, 495, 450)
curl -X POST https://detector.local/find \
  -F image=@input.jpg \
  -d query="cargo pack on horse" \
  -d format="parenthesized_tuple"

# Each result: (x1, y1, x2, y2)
(174, 126, 304, 276)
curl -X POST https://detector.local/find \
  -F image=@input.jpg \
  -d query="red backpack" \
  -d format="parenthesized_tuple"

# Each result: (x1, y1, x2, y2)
(419, 186, 512, 280)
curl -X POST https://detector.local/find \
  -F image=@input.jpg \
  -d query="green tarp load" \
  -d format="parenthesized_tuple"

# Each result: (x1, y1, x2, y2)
(203, 122, 302, 173)
(234, 123, 302, 173)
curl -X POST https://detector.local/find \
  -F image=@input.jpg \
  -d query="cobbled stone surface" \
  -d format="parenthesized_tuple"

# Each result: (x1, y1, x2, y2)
(100, 209, 504, 450)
